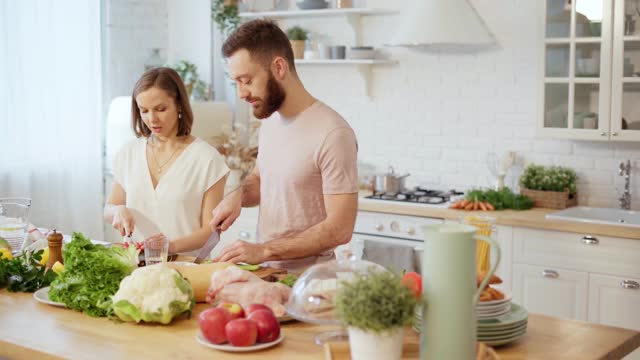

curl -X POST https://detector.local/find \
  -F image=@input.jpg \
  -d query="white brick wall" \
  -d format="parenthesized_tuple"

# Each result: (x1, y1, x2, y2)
(107, 0, 640, 210)
(282, 0, 640, 210)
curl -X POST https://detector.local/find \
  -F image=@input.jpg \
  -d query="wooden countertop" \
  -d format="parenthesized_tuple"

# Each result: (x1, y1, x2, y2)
(358, 194, 640, 240)
(2, 291, 639, 359)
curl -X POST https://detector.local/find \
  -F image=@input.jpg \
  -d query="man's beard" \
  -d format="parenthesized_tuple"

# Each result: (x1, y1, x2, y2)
(251, 73, 286, 119)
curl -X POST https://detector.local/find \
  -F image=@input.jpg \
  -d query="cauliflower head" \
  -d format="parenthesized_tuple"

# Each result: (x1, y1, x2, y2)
(111, 265, 195, 324)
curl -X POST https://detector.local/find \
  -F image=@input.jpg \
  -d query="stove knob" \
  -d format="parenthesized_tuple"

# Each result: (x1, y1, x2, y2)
(390, 221, 400, 232)
(375, 223, 384, 231)
(406, 227, 416, 236)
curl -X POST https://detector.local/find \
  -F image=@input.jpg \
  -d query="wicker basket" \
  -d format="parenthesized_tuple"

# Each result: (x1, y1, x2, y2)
(521, 188, 577, 209)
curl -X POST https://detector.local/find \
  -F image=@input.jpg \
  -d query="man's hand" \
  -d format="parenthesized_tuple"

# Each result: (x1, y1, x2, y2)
(209, 190, 242, 232)
(213, 240, 269, 264)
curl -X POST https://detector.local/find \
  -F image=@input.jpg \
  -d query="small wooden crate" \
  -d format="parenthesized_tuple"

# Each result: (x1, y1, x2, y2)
(521, 188, 577, 209)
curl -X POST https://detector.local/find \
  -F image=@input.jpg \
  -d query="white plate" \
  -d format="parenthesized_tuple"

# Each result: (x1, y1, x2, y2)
(477, 291, 512, 306)
(477, 301, 511, 312)
(33, 287, 65, 307)
(196, 332, 284, 352)
(476, 304, 511, 314)
(476, 308, 511, 320)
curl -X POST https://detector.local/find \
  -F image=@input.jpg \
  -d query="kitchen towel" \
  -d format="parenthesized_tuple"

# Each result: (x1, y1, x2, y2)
(361, 240, 417, 274)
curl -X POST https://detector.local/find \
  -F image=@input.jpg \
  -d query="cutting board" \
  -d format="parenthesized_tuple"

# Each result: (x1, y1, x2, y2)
(173, 255, 287, 281)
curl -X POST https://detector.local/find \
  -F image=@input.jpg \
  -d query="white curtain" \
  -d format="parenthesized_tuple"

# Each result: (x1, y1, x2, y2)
(0, 0, 104, 239)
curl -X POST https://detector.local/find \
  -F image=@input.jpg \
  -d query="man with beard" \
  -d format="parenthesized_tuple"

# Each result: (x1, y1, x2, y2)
(210, 19, 358, 271)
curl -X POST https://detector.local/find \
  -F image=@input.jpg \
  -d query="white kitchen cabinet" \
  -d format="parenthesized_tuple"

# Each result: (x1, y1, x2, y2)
(494, 225, 513, 292)
(589, 273, 640, 360)
(589, 273, 640, 329)
(513, 263, 589, 321)
(538, 0, 640, 141)
(513, 227, 640, 278)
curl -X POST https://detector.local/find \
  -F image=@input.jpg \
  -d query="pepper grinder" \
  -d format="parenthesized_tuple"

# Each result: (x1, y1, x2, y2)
(46, 229, 64, 269)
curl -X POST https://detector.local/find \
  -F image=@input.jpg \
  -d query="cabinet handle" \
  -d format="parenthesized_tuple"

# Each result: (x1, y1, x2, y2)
(581, 235, 599, 245)
(600, 132, 607, 136)
(406, 227, 416, 236)
(375, 224, 384, 231)
(612, 132, 619, 136)
(542, 269, 559, 278)
(238, 231, 250, 240)
(620, 280, 640, 289)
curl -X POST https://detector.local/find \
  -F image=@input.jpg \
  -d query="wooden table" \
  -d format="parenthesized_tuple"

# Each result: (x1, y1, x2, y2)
(1, 291, 639, 359)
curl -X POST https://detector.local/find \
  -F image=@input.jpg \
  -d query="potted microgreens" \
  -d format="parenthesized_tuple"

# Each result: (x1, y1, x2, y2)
(335, 271, 419, 360)
(520, 164, 578, 209)
(286, 26, 308, 59)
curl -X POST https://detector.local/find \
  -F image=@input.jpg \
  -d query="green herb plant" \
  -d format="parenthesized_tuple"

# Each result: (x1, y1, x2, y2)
(336, 271, 418, 333)
(286, 26, 308, 41)
(169, 60, 209, 99)
(0, 249, 57, 292)
(520, 164, 577, 195)
(211, 0, 240, 36)
(465, 187, 534, 211)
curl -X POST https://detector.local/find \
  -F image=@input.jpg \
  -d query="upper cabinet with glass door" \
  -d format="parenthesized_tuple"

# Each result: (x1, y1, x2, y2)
(540, 0, 640, 141)
(540, 0, 614, 140)
(610, 0, 640, 140)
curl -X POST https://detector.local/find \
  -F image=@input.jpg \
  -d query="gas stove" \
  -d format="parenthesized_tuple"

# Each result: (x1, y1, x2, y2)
(364, 188, 464, 205)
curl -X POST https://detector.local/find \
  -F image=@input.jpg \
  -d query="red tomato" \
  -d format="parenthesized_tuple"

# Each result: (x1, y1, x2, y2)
(401, 272, 422, 298)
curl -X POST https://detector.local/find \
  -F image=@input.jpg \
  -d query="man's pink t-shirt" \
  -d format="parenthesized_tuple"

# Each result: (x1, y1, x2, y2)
(256, 101, 358, 271)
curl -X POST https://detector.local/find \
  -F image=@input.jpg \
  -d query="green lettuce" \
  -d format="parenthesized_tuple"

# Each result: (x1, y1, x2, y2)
(48, 232, 138, 317)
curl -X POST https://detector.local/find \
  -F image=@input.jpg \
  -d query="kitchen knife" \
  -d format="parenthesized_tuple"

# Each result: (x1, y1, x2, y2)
(194, 229, 221, 264)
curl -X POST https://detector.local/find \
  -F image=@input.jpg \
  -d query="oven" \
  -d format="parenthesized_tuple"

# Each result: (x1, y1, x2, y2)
(348, 211, 444, 274)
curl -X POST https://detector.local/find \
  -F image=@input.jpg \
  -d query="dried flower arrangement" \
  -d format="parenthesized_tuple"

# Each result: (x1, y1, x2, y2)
(208, 119, 260, 178)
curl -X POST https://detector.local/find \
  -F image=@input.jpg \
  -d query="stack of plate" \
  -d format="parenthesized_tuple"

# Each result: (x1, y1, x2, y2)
(477, 303, 528, 346)
(413, 302, 529, 347)
(476, 292, 512, 320)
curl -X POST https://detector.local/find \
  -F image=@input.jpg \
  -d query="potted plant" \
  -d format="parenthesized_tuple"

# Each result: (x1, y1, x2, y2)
(211, 0, 240, 36)
(286, 26, 308, 59)
(335, 271, 418, 360)
(169, 60, 209, 99)
(519, 164, 578, 209)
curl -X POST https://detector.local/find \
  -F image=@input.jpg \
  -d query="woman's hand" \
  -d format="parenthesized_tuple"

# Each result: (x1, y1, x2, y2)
(112, 206, 135, 236)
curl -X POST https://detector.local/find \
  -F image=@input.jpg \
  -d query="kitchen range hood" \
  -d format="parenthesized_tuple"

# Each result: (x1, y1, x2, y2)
(387, 0, 495, 48)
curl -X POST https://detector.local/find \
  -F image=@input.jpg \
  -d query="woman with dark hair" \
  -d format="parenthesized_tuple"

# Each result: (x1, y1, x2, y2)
(104, 67, 228, 255)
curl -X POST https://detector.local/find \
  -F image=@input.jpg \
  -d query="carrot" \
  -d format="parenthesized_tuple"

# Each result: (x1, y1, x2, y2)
(472, 201, 479, 211)
(478, 202, 487, 211)
(449, 201, 461, 209)
(485, 203, 495, 211)
(464, 202, 474, 210)
(460, 200, 470, 208)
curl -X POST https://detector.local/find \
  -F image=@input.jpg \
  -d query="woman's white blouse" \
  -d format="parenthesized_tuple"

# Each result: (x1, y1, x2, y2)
(112, 137, 229, 254)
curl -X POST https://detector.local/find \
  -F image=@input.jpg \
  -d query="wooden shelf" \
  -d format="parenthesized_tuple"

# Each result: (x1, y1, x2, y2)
(239, 8, 395, 19)
(295, 59, 396, 65)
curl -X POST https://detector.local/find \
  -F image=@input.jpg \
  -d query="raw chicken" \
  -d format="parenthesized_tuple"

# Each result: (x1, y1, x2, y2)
(206, 266, 292, 317)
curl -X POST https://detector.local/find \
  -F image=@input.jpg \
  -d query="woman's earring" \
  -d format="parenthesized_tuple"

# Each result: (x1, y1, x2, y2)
(178, 111, 182, 119)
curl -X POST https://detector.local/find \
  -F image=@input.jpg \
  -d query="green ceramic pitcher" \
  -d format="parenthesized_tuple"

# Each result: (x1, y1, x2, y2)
(419, 223, 501, 360)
